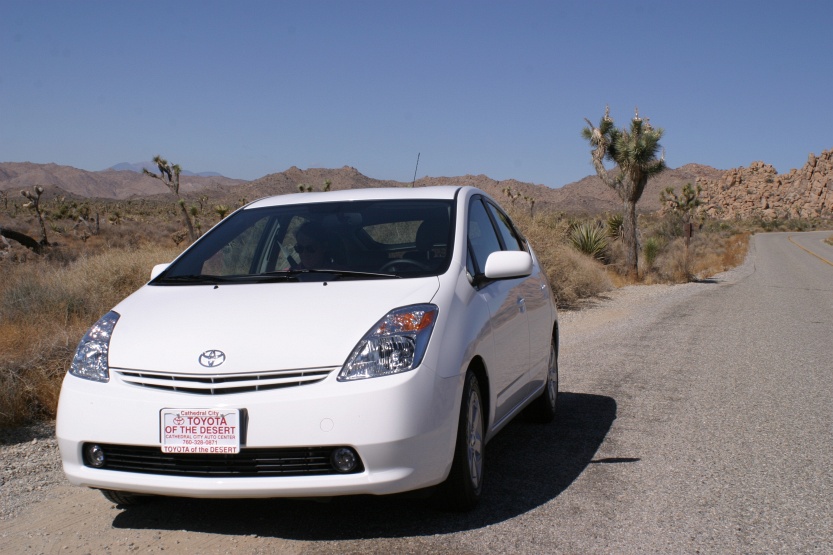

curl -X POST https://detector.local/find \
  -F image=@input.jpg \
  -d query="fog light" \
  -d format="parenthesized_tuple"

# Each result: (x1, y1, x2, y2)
(331, 447, 358, 473)
(84, 444, 106, 468)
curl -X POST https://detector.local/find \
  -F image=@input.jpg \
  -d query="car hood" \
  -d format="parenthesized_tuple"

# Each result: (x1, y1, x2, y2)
(108, 277, 440, 374)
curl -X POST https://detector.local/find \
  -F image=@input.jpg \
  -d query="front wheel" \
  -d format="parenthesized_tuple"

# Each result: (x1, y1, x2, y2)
(528, 338, 558, 423)
(435, 370, 484, 511)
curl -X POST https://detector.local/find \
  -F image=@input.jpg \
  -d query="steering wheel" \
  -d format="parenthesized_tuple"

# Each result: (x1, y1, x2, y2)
(380, 258, 430, 272)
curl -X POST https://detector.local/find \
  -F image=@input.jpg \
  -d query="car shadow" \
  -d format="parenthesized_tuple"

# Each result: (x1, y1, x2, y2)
(112, 391, 616, 539)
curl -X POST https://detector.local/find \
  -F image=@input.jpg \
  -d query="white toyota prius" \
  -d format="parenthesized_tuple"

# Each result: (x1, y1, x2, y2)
(57, 185, 559, 511)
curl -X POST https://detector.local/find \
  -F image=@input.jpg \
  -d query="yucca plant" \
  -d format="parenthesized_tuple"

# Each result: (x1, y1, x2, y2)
(570, 222, 608, 261)
(643, 236, 661, 268)
(606, 212, 624, 239)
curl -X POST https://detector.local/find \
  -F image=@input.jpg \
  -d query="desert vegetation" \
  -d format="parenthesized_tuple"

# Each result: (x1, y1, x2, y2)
(7, 183, 828, 427)
(583, 106, 666, 274)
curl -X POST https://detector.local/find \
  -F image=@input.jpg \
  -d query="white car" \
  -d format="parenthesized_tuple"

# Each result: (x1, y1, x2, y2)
(57, 186, 559, 511)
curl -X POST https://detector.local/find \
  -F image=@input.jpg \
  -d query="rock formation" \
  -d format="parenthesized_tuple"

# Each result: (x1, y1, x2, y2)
(697, 149, 832, 220)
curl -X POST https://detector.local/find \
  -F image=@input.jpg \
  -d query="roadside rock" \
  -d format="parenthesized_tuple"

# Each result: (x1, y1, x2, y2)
(698, 149, 833, 220)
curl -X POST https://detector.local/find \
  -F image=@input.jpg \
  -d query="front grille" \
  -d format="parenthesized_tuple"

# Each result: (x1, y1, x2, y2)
(114, 367, 334, 395)
(84, 443, 364, 477)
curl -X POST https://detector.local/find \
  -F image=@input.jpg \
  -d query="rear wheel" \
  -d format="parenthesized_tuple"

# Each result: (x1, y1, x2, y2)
(435, 370, 484, 511)
(528, 338, 558, 423)
(99, 489, 148, 506)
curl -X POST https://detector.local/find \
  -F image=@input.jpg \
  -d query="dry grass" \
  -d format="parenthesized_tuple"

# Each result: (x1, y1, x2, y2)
(0, 244, 181, 426)
(511, 212, 614, 308)
(0, 199, 760, 427)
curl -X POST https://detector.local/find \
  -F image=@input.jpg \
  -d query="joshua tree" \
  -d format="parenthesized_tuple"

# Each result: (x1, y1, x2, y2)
(21, 186, 49, 246)
(660, 182, 703, 277)
(660, 182, 702, 227)
(582, 106, 666, 275)
(214, 205, 230, 219)
(502, 186, 522, 205)
(143, 155, 198, 242)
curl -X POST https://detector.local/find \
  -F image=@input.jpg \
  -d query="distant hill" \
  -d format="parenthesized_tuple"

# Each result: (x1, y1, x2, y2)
(0, 160, 727, 212)
(2, 154, 830, 218)
(108, 162, 224, 178)
(233, 164, 727, 215)
(0, 162, 245, 200)
(552, 163, 727, 213)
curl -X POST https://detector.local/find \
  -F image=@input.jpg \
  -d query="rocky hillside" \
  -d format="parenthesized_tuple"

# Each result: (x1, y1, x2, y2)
(2, 150, 831, 220)
(0, 162, 245, 200)
(552, 163, 727, 213)
(236, 164, 723, 216)
(697, 149, 832, 220)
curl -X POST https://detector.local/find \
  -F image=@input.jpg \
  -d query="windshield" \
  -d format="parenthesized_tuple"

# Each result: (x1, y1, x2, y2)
(153, 199, 455, 284)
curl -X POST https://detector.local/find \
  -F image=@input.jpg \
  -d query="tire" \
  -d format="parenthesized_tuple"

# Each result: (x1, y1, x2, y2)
(528, 338, 558, 423)
(435, 370, 484, 511)
(99, 489, 148, 506)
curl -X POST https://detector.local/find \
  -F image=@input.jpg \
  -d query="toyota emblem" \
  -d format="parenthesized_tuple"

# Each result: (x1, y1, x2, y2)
(199, 350, 226, 367)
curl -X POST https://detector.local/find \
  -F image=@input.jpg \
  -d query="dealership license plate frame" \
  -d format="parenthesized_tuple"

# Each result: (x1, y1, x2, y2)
(160, 408, 241, 454)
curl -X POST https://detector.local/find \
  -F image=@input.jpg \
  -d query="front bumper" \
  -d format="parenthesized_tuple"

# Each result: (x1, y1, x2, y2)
(56, 364, 462, 498)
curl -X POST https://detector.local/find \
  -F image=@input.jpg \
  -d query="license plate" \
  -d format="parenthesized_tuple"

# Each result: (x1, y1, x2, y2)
(160, 408, 241, 454)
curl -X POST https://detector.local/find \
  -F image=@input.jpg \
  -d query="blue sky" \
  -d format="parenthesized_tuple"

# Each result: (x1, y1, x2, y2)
(2, 1, 831, 187)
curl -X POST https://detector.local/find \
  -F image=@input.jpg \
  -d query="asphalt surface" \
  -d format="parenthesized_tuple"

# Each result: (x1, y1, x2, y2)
(552, 230, 833, 553)
(2, 231, 832, 554)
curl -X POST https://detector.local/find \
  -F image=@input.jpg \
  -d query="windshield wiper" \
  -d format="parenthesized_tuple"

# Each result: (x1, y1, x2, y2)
(317, 269, 402, 279)
(153, 274, 233, 285)
(257, 269, 401, 281)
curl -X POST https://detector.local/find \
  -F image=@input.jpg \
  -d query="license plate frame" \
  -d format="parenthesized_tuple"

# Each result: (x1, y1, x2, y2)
(160, 408, 241, 454)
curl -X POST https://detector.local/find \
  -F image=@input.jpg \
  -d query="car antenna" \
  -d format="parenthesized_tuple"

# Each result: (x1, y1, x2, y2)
(411, 152, 420, 188)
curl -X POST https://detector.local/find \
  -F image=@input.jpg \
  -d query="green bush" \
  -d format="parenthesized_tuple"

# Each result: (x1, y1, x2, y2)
(570, 222, 608, 261)
(606, 213, 624, 239)
(643, 236, 661, 268)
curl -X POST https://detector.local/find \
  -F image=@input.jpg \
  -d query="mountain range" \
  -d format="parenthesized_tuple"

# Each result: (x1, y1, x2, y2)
(0, 160, 728, 214)
(107, 162, 224, 178)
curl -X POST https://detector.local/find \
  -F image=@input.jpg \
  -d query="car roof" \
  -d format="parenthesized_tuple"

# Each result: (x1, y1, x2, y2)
(245, 186, 470, 209)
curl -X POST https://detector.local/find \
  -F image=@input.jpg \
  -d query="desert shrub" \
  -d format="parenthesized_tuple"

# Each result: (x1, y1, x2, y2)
(653, 238, 690, 282)
(569, 222, 608, 261)
(606, 212, 624, 239)
(601, 235, 628, 278)
(517, 216, 612, 307)
(651, 231, 750, 283)
(1, 246, 181, 324)
(0, 244, 181, 426)
(786, 219, 813, 231)
(642, 236, 661, 269)
(543, 244, 613, 307)
(712, 232, 750, 271)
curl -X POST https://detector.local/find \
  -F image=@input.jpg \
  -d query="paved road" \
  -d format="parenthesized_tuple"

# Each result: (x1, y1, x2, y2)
(553, 230, 833, 553)
(2, 231, 832, 554)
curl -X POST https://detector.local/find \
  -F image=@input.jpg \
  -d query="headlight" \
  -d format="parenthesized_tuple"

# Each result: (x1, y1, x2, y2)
(69, 311, 120, 383)
(338, 304, 438, 381)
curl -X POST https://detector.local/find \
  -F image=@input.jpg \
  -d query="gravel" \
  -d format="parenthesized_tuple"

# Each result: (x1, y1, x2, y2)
(0, 421, 63, 521)
(0, 259, 752, 524)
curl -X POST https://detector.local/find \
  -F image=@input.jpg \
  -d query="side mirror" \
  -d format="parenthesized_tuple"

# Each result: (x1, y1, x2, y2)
(150, 263, 170, 280)
(483, 251, 533, 280)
